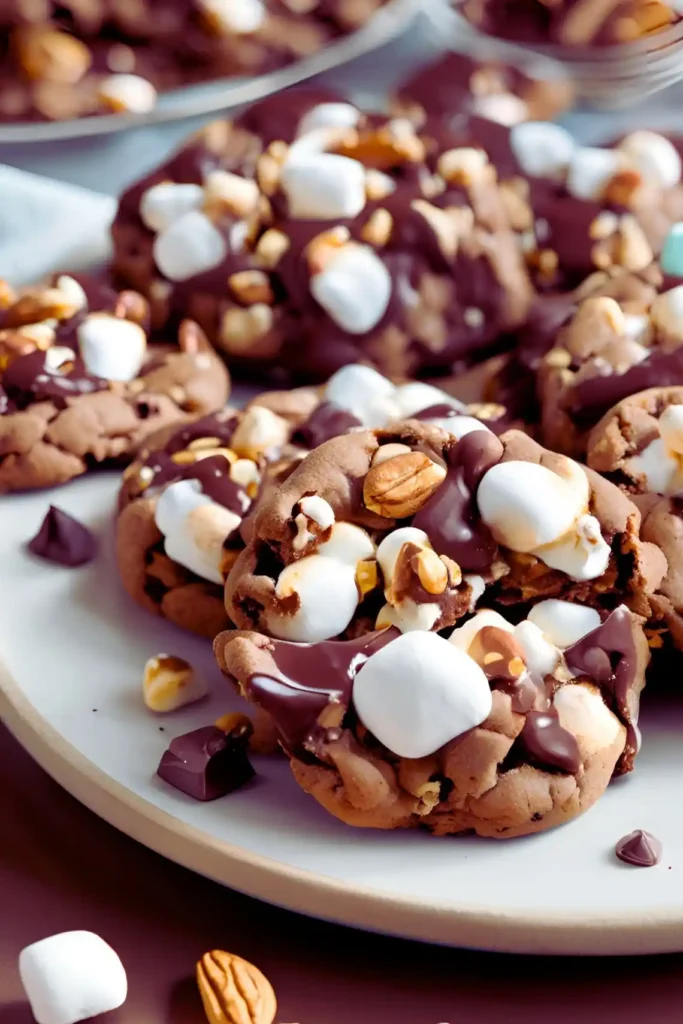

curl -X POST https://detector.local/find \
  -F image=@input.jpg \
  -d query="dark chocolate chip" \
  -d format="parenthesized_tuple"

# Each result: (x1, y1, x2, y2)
(519, 708, 581, 775)
(156, 725, 254, 801)
(28, 506, 97, 567)
(615, 830, 662, 867)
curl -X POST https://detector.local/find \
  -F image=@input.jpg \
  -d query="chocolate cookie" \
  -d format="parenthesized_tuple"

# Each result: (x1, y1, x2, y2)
(111, 90, 534, 381)
(115, 367, 503, 636)
(0, 274, 229, 492)
(214, 602, 649, 837)
(225, 423, 666, 643)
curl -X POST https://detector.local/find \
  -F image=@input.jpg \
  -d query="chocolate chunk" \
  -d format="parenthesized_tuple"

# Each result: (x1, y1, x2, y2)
(294, 401, 363, 449)
(615, 830, 662, 867)
(27, 506, 97, 567)
(156, 725, 254, 801)
(412, 430, 502, 571)
(519, 708, 582, 774)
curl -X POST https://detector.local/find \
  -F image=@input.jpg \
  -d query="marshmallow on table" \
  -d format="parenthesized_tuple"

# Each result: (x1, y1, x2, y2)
(155, 479, 241, 585)
(353, 631, 492, 758)
(19, 931, 127, 1024)
(77, 313, 147, 382)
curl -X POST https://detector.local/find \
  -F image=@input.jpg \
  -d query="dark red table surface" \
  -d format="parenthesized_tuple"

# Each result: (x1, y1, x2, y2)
(2, 721, 683, 1024)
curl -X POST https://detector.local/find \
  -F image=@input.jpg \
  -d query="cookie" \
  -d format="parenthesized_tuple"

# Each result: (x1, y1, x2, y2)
(225, 423, 666, 643)
(0, 1, 388, 123)
(0, 274, 229, 492)
(115, 366, 505, 636)
(111, 90, 534, 381)
(214, 602, 649, 837)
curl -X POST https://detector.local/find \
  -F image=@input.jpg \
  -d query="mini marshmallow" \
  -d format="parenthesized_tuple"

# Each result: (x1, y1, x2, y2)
(197, 0, 265, 32)
(44, 346, 76, 372)
(353, 631, 492, 758)
(393, 381, 466, 418)
(626, 437, 683, 496)
(139, 182, 204, 233)
(528, 600, 602, 649)
(299, 495, 335, 531)
(619, 131, 682, 189)
(659, 404, 683, 455)
(267, 555, 361, 642)
(19, 930, 127, 1024)
(464, 573, 486, 610)
(316, 521, 375, 565)
(99, 73, 157, 113)
(324, 364, 398, 426)
(553, 683, 621, 756)
(376, 597, 442, 633)
(281, 154, 366, 220)
(310, 243, 392, 334)
(651, 284, 683, 339)
(77, 313, 147, 382)
(566, 146, 622, 202)
(449, 609, 514, 652)
(231, 405, 289, 458)
(376, 527, 430, 590)
(55, 275, 87, 314)
(422, 414, 493, 440)
(513, 619, 560, 678)
(472, 92, 529, 126)
(509, 121, 575, 179)
(153, 210, 227, 282)
(297, 102, 361, 137)
(155, 479, 241, 584)
(535, 513, 611, 581)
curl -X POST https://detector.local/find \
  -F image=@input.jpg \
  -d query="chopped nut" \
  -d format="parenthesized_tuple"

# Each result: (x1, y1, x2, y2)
(203, 170, 260, 220)
(412, 547, 448, 595)
(0, 280, 16, 309)
(589, 211, 619, 240)
(256, 152, 283, 196)
(170, 450, 197, 465)
(230, 458, 261, 496)
(468, 402, 505, 421)
(411, 200, 474, 260)
(544, 347, 572, 369)
(468, 626, 526, 681)
(365, 169, 396, 202)
(305, 227, 351, 275)
(196, 950, 276, 1024)
(440, 554, 462, 587)
(17, 26, 91, 84)
(603, 169, 642, 208)
(356, 559, 379, 596)
(371, 443, 413, 467)
(3, 287, 81, 328)
(437, 147, 489, 186)
(230, 405, 289, 460)
(219, 547, 241, 577)
(143, 654, 207, 712)
(114, 289, 150, 326)
(228, 270, 274, 305)
(188, 436, 224, 451)
(194, 447, 238, 464)
(214, 712, 254, 741)
(255, 229, 290, 268)
(327, 742, 394, 811)
(363, 452, 446, 519)
(616, 216, 654, 273)
(335, 123, 425, 169)
(360, 208, 393, 247)
(220, 305, 275, 356)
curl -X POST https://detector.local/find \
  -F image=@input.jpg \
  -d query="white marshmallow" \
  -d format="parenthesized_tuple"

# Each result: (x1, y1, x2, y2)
(154, 479, 241, 585)
(509, 122, 575, 179)
(659, 404, 683, 455)
(99, 73, 157, 113)
(77, 313, 147, 382)
(139, 182, 204, 233)
(310, 243, 392, 334)
(55, 275, 87, 314)
(19, 931, 127, 1024)
(566, 147, 622, 202)
(623, 313, 653, 346)
(553, 683, 621, 756)
(535, 513, 611, 581)
(513, 619, 560, 678)
(231, 405, 289, 457)
(376, 597, 442, 633)
(376, 527, 430, 589)
(44, 346, 75, 373)
(464, 573, 486, 610)
(651, 284, 683, 338)
(299, 495, 335, 531)
(527, 599, 602, 649)
(324, 364, 398, 426)
(626, 437, 683, 496)
(267, 555, 360, 642)
(423, 414, 493, 440)
(619, 130, 682, 189)
(449, 609, 514, 652)
(197, 0, 265, 32)
(353, 631, 492, 758)
(316, 521, 375, 564)
(153, 210, 227, 282)
(472, 92, 529, 127)
(297, 102, 361, 138)
(393, 381, 466, 418)
(281, 154, 367, 221)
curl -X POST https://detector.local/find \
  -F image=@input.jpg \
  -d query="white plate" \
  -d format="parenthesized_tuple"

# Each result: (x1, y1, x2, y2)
(1, 472, 683, 955)
(0, 0, 421, 144)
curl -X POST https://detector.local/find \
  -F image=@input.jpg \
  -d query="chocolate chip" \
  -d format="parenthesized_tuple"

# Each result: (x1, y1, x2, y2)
(156, 725, 254, 801)
(28, 506, 97, 567)
(615, 830, 662, 867)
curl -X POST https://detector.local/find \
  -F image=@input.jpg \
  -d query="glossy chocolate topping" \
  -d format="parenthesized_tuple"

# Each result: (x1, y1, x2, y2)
(412, 430, 502, 571)
(519, 708, 581, 775)
(27, 505, 97, 567)
(1, 348, 108, 412)
(615, 829, 662, 867)
(247, 628, 398, 758)
(572, 346, 683, 425)
(156, 725, 254, 802)
(294, 401, 363, 449)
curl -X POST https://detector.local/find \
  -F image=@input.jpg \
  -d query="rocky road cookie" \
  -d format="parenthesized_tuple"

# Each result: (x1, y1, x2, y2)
(0, 1, 388, 123)
(225, 422, 665, 643)
(215, 602, 649, 837)
(111, 90, 533, 381)
(0, 274, 229, 492)
(115, 366, 503, 636)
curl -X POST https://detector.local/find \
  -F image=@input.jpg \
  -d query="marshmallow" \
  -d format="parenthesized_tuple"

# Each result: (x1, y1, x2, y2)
(55, 275, 87, 314)
(626, 437, 680, 495)
(197, 0, 266, 32)
(281, 154, 367, 220)
(566, 147, 622, 202)
(77, 313, 147, 382)
(310, 243, 392, 334)
(19, 931, 127, 1024)
(153, 210, 227, 282)
(376, 597, 442, 632)
(449, 609, 514, 652)
(659, 404, 683, 455)
(393, 381, 466, 418)
(299, 495, 335, 530)
(267, 555, 361, 642)
(472, 92, 529, 127)
(44, 346, 76, 373)
(139, 182, 204, 233)
(623, 313, 653, 346)
(353, 631, 492, 758)
(464, 573, 486, 610)
(619, 131, 681, 189)
(651, 284, 683, 340)
(231, 405, 289, 459)
(509, 122, 575, 179)
(316, 521, 375, 564)
(324, 364, 398, 426)
(422, 414, 493, 440)
(661, 223, 683, 278)
(376, 527, 430, 590)
(155, 479, 241, 585)
(297, 102, 361, 138)
(536, 513, 610, 581)
(513, 619, 560, 678)
(553, 683, 621, 757)
(98, 73, 157, 113)
(528, 600, 602, 649)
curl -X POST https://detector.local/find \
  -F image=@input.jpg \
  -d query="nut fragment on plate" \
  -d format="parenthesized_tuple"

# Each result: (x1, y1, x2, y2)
(197, 950, 276, 1024)
(142, 654, 207, 712)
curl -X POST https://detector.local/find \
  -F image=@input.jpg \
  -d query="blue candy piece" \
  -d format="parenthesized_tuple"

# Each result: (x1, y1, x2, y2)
(661, 223, 683, 277)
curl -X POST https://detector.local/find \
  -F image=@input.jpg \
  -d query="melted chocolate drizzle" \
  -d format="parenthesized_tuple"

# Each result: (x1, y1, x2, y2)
(520, 709, 581, 775)
(412, 430, 502, 571)
(2, 349, 108, 412)
(294, 401, 363, 449)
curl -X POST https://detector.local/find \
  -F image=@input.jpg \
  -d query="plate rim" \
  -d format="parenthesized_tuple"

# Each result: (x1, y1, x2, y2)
(1, 653, 680, 956)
